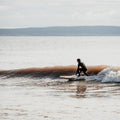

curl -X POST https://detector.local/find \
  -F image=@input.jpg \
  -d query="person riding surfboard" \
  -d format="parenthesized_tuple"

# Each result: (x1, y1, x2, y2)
(76, 58, 88, 76)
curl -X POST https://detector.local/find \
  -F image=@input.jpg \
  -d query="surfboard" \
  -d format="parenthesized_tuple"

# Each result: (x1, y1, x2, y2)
(60, 75, 85, 81)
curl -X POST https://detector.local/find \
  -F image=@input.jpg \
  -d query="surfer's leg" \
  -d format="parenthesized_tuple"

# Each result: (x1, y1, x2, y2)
(78, 69, 82, 76)
(83, 70, 88, 76)
(76, 68, 79, 75)
(78, 72, 80, 76)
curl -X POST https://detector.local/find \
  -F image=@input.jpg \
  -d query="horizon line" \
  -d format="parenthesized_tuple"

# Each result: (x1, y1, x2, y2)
(0, 25, 120, 29)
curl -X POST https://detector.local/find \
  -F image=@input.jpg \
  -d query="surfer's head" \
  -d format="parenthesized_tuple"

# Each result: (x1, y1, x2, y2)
(77, 58, 81, 63)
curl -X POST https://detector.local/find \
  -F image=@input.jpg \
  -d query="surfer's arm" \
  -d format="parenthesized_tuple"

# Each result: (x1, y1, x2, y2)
(76, 65, 79, 74)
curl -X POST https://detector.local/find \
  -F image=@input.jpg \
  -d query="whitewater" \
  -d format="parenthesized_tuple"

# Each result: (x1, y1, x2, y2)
(0, 36, 120, 120)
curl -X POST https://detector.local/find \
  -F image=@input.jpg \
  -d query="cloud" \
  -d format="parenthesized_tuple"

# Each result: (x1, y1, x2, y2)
(0, 0, 120, 28)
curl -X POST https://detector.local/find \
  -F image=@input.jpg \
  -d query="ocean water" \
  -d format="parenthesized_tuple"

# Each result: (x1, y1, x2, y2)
(0, 36, 120, 120)
(0, 36, 120, 69)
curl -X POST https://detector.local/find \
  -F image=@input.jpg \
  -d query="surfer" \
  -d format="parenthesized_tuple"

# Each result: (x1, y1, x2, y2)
(76, 58, 88, 76)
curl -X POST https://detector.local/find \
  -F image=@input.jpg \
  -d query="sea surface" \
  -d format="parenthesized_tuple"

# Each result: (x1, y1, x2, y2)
(0, 36, 120, 120)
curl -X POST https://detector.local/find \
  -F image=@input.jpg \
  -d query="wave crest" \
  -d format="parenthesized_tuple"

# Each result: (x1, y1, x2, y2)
(0, 65, 108, 79)
(85, 67, 120, 83)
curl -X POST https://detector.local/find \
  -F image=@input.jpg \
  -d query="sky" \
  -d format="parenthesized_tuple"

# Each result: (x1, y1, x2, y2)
(0, 0, 120, 28)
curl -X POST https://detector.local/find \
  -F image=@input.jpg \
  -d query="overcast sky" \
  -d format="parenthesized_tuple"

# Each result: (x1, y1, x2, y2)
(0, 0, 120, 28)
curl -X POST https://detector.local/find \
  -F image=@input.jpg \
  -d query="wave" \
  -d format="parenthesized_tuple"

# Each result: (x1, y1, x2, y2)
(99, 67, 120, 83)
(83, 67, 120, 83)
(0, 65, 108, 79)
(1, 65, 120, 83)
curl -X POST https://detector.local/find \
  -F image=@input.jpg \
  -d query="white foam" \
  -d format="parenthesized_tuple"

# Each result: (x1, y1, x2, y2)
(102, 70, 120, 83)
(85, 67, 120, 83)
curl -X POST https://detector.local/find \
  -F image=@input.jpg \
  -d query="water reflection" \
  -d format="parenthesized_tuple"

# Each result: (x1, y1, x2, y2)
(51, 81, 120, 98)
(1, 77, 120, 99)
(76, 84, 87, 98)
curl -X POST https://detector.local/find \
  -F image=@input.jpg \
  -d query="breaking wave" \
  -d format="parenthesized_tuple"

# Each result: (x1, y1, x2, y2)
(0, 65, 120, 83)
(0, 65, 107, 78)
(84, 67, 120, 83)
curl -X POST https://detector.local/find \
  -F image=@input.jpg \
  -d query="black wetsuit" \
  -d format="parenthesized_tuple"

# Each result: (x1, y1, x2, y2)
(76, 62, 88, 76)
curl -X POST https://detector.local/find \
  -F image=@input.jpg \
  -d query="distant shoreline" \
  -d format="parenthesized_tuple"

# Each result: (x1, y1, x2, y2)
(0, 26, 120, 36)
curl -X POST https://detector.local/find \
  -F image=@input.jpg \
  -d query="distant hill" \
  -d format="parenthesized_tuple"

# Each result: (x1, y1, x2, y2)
(0, 26, 120, 36)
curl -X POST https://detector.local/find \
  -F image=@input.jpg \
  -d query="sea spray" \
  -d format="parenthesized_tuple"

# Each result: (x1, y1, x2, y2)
(85, 67, 120, 83)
